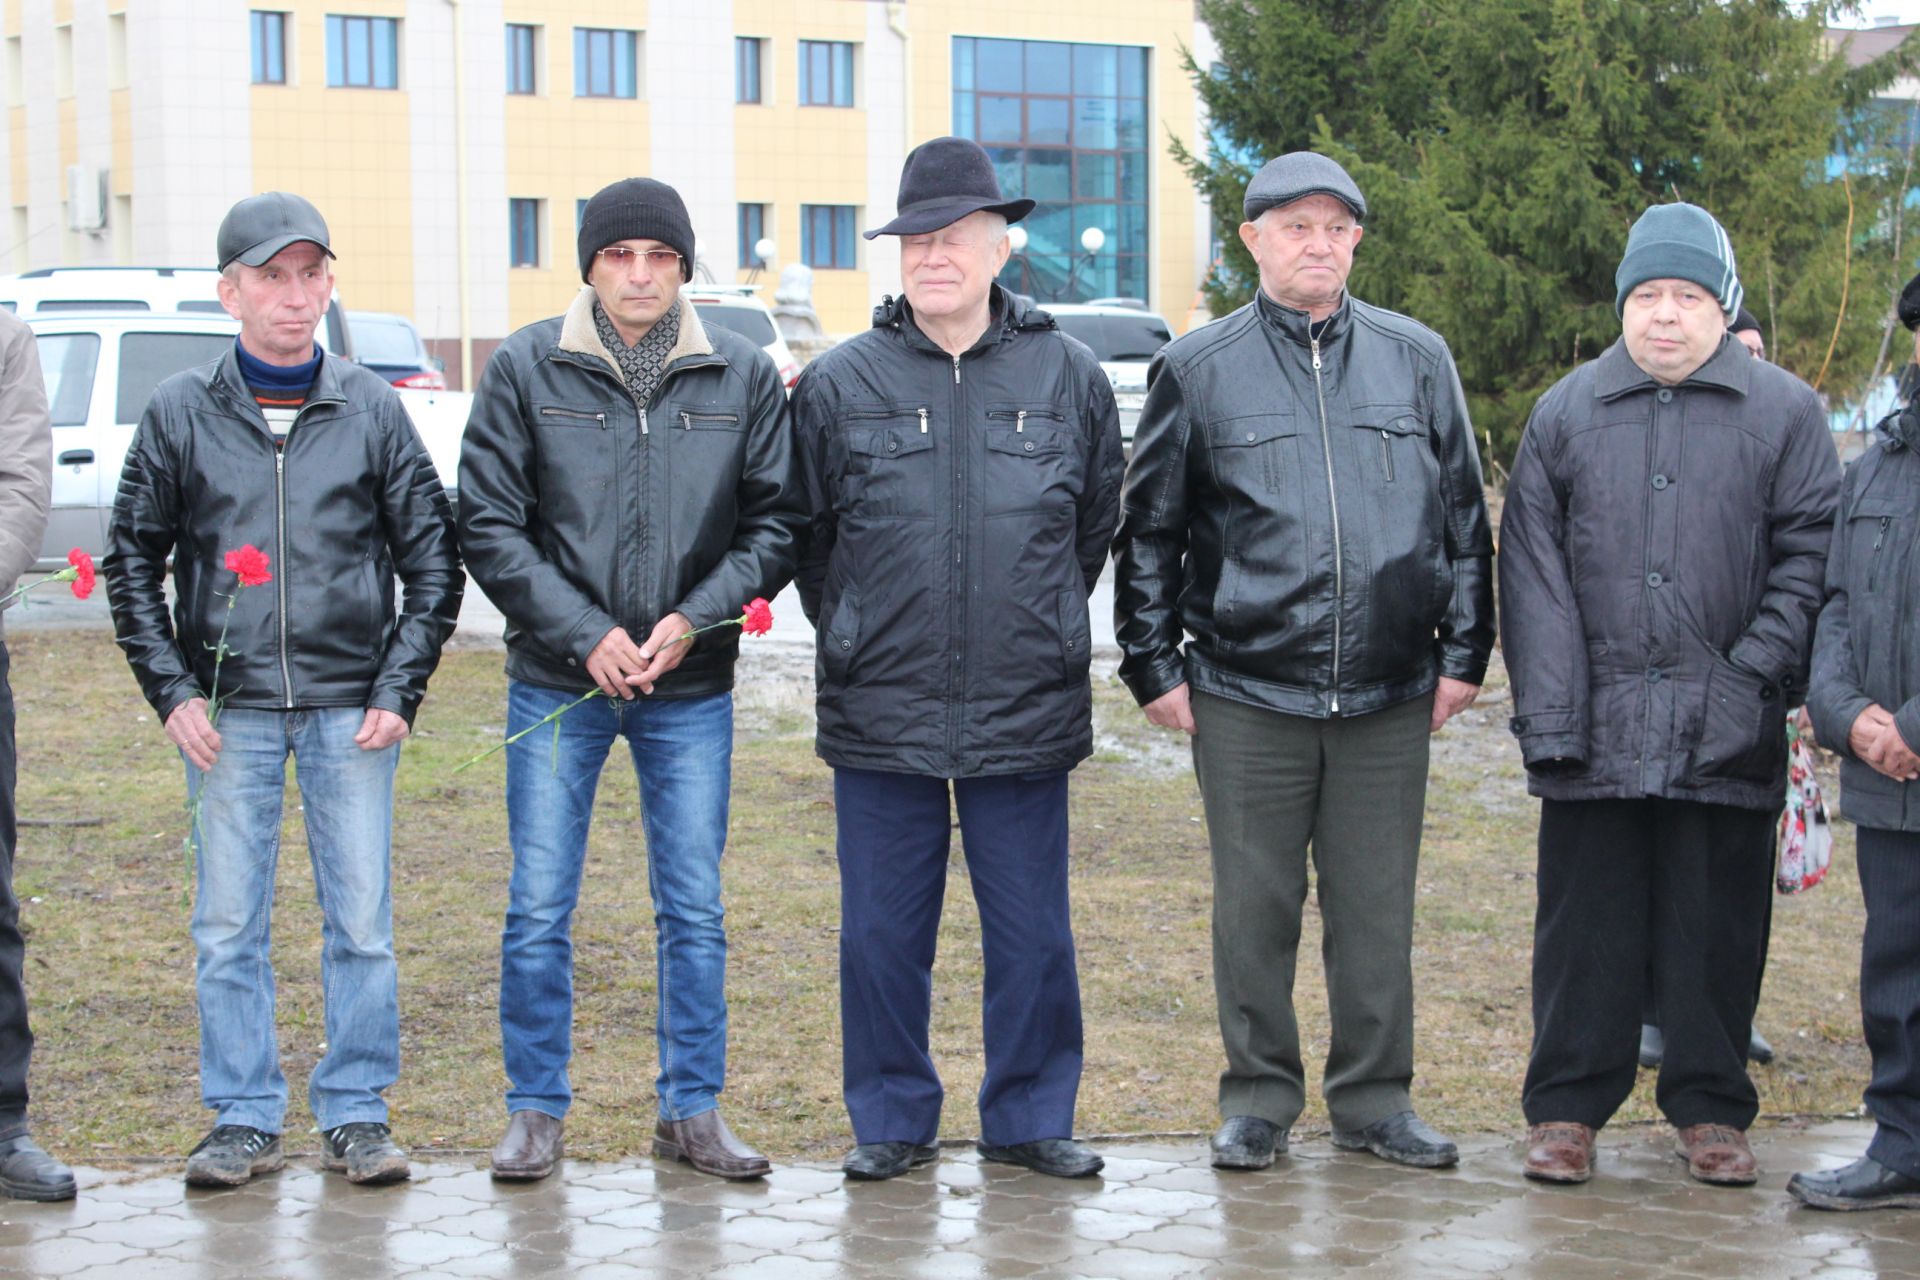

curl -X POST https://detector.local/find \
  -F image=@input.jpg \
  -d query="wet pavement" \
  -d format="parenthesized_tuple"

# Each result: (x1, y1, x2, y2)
(5, 1123, 1919, 1278)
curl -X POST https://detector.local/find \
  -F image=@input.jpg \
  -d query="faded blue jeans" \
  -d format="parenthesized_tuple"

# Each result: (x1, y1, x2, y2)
(499, 680, 733, 1122)
(186, 706, 401, 1135)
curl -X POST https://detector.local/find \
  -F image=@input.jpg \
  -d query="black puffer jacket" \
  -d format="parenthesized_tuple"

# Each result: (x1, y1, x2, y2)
(1500, 338, 1841, 812)
(1808, 402, 1920, 831)
(793, 287, 1125, 777)
(106, 346, 461, 724)
(458, 290, 804, 696)
(1113, 293, 1494, 716)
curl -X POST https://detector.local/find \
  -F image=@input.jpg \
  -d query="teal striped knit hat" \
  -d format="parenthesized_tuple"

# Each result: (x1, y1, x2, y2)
(1615, 203, 1743, 319)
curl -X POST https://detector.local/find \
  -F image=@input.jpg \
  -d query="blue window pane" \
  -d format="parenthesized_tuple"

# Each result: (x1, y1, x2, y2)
(372, 17, 395, 88)
(1028, 97, 1070, 146)
(325, 16, 344, 85)
(953, 37, 974, 91)
(835, 208, 855, 267)
(834, 44, 853, 106)
(736, 37, 760, 103)
(977, 39, 1023, 92)
(1118, 152, 1147, 202)
(1024, 204, 1072, 257)
(979, 96, 1021, 143)
(1118, 203, 1148, 254)
(1117, 96, 1146, 151)
(986, 147, 1023, 197)
(1118, 254, 1146, 299)
(1027, 150, 1071, 202)
(573, 29, 586, 95)
(1073, 44, 1117, 96)
(952, 91, 975, 138)
(1074, 97, 1117, 150)
(1076, 153, 1116, 201)
(590, 31, 608, 95)
(1119, 46, 1148, 98)
(1026, 42, 1070, 90)
(346, 19, 370, 86)
(614, 31, 635, 98)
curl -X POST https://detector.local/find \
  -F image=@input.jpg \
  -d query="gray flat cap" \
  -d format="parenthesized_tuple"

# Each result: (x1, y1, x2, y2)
(1243, 152, 1367, 223)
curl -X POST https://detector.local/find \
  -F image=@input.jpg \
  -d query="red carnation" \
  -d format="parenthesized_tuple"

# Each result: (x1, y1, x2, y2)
(224, 545, 272, 587)
(65, 548, 95, 599)
(741, 597, 774, 636)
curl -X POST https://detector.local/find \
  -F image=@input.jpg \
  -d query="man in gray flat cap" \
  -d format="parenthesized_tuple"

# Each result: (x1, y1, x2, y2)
(1113, 151, 1494, 1172)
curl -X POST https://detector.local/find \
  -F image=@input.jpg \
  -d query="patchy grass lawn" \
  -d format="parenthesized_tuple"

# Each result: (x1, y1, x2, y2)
(7, 631, 1870, 1166)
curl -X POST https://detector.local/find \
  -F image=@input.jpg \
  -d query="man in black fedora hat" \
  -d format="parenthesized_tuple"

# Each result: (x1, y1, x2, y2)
(792, 136, 1124, 1181)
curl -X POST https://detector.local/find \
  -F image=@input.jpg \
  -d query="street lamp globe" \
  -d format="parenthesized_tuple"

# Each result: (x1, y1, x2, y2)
(753, 237, 777, 265)
(1006, 225, 1028, 253)
(1080, 226, 1106, 255)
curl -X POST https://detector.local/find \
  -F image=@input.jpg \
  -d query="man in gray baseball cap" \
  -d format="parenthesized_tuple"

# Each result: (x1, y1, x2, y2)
(1114, 151, 1493, 1174)
(216, 192, 336, 272)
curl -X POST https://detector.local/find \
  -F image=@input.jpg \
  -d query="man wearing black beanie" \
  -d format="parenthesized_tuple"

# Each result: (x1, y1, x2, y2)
(459, 176, 804, 1182)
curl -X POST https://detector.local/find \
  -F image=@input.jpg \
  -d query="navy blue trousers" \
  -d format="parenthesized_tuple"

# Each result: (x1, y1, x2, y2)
(833, 767, 1083, 1148)
(1858, 826, 1920, 1180)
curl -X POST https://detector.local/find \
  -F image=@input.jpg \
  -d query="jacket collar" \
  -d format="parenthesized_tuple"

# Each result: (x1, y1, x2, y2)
(1882, 403, 1920, 452)
(1593, 333, 1752, 402)
(1255, 289, 1351, 348)
(555, 286, 717, 384)
(874, 284, 1054, 357)
(209, 340, 348, 428)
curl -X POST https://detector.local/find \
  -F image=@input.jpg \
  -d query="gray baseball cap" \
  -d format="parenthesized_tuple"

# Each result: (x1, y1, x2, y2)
(1243, 152, 1367, 223)
(216, 191, 335, 271)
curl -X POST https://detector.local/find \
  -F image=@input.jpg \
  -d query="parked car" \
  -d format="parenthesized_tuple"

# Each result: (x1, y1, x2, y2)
(348, 309, 445, 389)
(0, 265, 357, 358)
(683, 284, 800, 390)
(1043, 302, 1174, 441)
(24, 309, 468, 569)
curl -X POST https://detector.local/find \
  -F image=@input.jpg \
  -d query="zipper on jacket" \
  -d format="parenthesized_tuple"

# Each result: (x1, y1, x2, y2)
(1311, 335, 1344, 714)
(1380, 430, 1395, 482)
(952, 355, 961, 384)
(273, 448, 294, 709)
(918, 408, 929, 434)
(1016, 410, 1027, 433)
(539, 406, 607, 427)
(1870, 515, 1891, 592)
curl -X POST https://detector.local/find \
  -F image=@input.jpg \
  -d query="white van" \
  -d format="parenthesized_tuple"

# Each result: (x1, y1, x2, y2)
(0, 266, 357, 358)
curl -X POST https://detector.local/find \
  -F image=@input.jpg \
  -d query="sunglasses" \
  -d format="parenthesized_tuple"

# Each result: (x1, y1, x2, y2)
(596, 247, 683, 271)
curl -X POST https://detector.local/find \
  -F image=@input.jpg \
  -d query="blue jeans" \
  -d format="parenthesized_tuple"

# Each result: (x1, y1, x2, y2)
(186, 707, 400, 1135)
(500, 680, 733, 1121)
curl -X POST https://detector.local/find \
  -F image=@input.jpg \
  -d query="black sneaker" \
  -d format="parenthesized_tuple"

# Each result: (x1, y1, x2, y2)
(185, 1125, 283, 1188)
(322, 1122, 410, 1185)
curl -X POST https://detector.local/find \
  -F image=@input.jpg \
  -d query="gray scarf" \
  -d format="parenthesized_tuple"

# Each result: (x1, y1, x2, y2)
(593, 298, 681, 408)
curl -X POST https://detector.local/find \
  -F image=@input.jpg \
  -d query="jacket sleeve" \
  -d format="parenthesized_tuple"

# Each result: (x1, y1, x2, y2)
(104, 395, 201, 719)
(0, 319, 51, 597)
(456, 344, 621, 663)
(1497, 400, 1589, 769)
(1111, 352, 1193, 706)
(1725, 395, 1842, 692)
(1429, 346, 1495, 684)
(1076, 358, 1124, 596)
(671, 352, 804, 630)
(791, 365, 837, 628)
(368, 395, 463, 724)
(1806, 461, 1872, 760)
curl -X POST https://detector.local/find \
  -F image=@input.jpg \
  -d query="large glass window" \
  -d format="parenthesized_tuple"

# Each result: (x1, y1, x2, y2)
(574, 27, 638, 99)
(325, 14, 399, 89)
(798, 40, 854, 107)
(505, 23, 538, 95)
(802, 205, 857, 270)
(509, 199, 543, 268)
(250, 11, 287, 85)
(736, 37, 764, 105)
(954, 38, 1150, 302)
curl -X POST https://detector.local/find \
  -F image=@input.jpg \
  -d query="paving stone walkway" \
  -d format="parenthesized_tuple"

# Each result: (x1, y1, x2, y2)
(3, 1122, 1919, 1278)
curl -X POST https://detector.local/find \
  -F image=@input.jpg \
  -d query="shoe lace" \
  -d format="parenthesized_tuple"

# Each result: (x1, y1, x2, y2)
(330, 1122, 393, 1154)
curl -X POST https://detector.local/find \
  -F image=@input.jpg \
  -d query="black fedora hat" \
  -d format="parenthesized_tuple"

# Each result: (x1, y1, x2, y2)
(864, 137, 1036, 239)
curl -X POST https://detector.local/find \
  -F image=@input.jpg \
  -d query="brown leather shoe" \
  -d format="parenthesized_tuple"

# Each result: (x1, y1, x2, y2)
(490, 1110, 563, 1181)
(1523, 1122, 1596, 1184)
(653, 1110, 770, 1180)
(1674, 1123, 1757, 1186)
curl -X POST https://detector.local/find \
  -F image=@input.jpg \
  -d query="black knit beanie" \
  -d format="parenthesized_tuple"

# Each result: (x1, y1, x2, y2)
(578, 178, 694, 282)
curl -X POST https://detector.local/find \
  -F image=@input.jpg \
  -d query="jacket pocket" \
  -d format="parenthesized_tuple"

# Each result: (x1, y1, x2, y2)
(1057, 588, 1092, 685)
(677, 410, 742, 431)
(1207, 414, 1299, 495)
(841, 408, 935, 516)
(1690, 658, 1782, 784)
(535, 404, 611, 429)
(1849, 497, 1905, 595)
(1352, 406, 1423, 485)
(822, 588, 861, 683)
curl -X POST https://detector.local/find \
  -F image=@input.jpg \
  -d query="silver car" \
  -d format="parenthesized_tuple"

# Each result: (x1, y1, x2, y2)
(1042, 302, 1173, 442)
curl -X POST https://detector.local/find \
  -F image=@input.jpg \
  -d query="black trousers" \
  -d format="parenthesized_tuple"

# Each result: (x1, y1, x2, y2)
(0, 643, 30, 1140)
(1857, 826, 1920, 1180)
(1523, 797, 1774, 1130)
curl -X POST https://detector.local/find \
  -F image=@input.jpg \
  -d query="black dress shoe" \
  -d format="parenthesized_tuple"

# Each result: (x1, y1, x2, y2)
(843, 1142, 938, 1181)
(976, 1137, 1103, 1178)
(0, 1136, 75, 1202)
(1331, 1110, 1459, 1168)
(1639, 1024, 1664, 1069)
(1789, 1155, 1920, 1211)
(1210, 1116, 1285, 1171)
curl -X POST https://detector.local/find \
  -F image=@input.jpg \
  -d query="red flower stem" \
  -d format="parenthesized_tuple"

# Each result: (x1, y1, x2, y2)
(673, 615, 748, 645)
(452, 688, 603, 774)
(0, 567, 80, 610)
(181, 592, 240, 905)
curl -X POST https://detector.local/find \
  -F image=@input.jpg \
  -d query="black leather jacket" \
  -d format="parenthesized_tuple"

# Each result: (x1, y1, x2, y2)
(793, 288, 1125, 777)
(458, 291, 804, 695)
(1809, 401, 1920, 831)
(105, 346, 462, 724)
(1113, 292, 1495, 717)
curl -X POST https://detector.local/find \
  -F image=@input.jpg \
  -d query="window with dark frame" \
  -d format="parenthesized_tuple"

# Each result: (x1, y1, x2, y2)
(797, 40, 854, 107)
(505, 23, 537, 95)
(952, 38, 1151, 303)
(574, 27, 638, 99)
(250, 11, 287, 85)
(325, 14, 399, 89)
(736, 37, 763, 104)
(738, 204, 768, 269)
(509, 199, 542, 268)
(801, 205, 856, 270)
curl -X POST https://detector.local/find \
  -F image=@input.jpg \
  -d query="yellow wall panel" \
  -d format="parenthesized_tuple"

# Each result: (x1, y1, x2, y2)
(109, 87, 129, 195)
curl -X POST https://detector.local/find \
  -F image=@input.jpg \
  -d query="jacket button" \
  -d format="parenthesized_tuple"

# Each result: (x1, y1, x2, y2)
(886, 442, 898, 453)
(1646, 572, 1663, 587)
(1512, 718, 1528, 732)
(568, 658, 578, 666)
(1024, 441, 1035, 452)
(1246, 431, 1257, 442)
(1651, 474, 1670, 490)
(1657, 388, 1674, 403)
(1646, 668, 1662, 682)
(1066, 640, 1076, 650)
(840, 639, 851, 650)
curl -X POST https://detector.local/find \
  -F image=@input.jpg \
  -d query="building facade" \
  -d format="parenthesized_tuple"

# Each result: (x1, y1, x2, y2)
(2, 0, 1218, 386)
